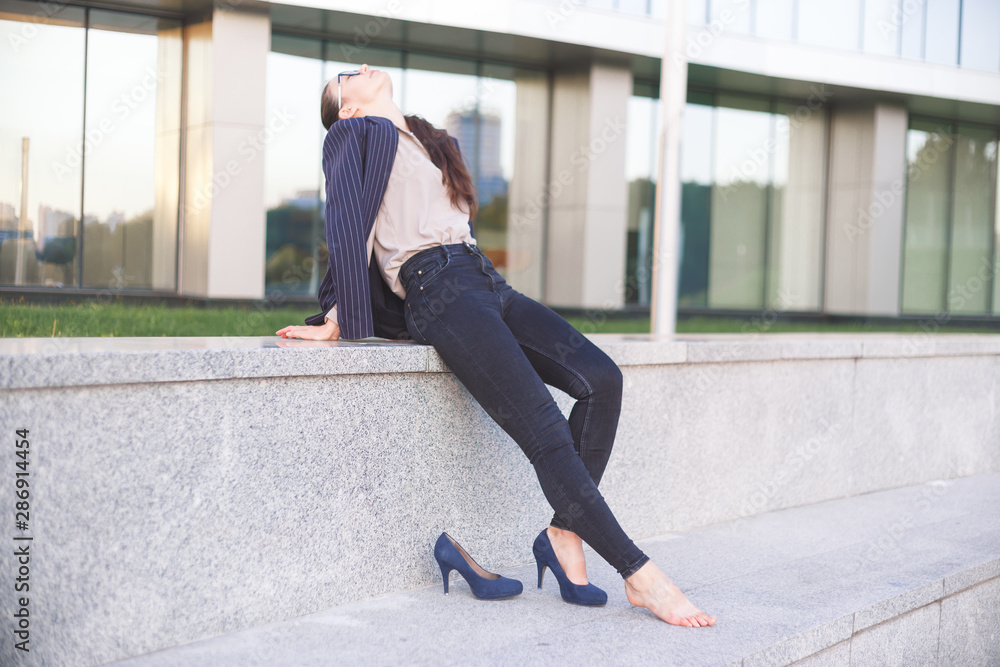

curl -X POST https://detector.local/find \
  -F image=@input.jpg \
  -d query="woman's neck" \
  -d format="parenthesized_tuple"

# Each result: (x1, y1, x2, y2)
(361, 100, 409, 133)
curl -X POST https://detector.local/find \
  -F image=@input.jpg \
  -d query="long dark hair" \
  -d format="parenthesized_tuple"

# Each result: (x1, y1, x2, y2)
(320, 83, 478, 220)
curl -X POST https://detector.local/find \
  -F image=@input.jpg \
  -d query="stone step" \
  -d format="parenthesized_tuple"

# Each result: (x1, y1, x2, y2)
(111, 472, 1000, 666)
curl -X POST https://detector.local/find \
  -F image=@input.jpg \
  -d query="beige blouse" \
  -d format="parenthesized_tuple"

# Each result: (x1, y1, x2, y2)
(325, 125, 476, 326)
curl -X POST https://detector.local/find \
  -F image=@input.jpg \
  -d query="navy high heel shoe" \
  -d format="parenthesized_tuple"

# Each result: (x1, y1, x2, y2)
(433, 532, 523, 600)
(533, 528, 608, 606)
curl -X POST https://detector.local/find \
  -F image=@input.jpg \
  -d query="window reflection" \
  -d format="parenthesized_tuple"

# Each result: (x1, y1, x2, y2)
(633, 91, 826, 312)
(948, 125, 997, 314)
(264, 41, 528, 295)
(901, 121, 957, 314)
(624, 95, 659, 305)
(82, 11, 182, 291)
(901, 120, 1000, 316)
(678, 100, 713, 307)
(0, 3, 180, 291)
(710, 97, 771, 309)
(264, 39, 323, 298)
(0, 4, 85, 287)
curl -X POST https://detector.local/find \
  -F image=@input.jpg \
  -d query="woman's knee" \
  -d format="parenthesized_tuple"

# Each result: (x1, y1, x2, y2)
(581, 352, 623, 402)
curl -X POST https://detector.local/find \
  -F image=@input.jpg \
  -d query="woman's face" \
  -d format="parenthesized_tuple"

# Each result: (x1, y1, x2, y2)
(339, 63, 392, 113)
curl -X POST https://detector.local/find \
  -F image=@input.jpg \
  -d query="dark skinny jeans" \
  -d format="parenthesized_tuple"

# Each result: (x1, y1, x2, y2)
(399, 241, 650, 580)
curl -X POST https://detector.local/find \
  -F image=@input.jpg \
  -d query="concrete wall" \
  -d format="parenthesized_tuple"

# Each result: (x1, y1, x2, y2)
(0, 333, 998, 665)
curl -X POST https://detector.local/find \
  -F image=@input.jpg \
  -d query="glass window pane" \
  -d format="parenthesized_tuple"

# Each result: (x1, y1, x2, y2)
(797, 0, 862, 51)
(754, 0, 795, 41)
(82, 11, 181, 291)
(901, 123, 953, 313)
(924, 0, 960, 66)
(625, 96, 657, 305)
(265, 40, 323, 298)
(401, 55, 478, 130)
(678, 102, 714, 307)
(686, 0, 707, 24)
(503, 68, 549, 298)
(618, 0, 649, 16)
(709, 97, 771, 309)
(709, 0, 752, 35)
(465, 75, 517, 274)
(900, 0, 926, 59)
(947, 125, 996, 314)
(959, 0, 1000, 71)
(767, 101, 826, 311)
(863, 0, 902, 56)
(0, 3, 85, 288)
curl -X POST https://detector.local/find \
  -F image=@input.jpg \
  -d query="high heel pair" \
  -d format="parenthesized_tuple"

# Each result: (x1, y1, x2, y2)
(432, 529, 607, 607)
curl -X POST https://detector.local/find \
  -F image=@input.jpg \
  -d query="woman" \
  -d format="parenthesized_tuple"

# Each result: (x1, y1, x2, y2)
(276, 63, 716, 628)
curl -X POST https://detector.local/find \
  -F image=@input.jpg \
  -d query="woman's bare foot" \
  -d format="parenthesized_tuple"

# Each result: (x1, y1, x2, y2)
(546, 526, 589, 585)
(624, 561, 717, 627)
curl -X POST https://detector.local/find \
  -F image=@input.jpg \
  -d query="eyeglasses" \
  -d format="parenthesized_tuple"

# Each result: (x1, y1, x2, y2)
(337, 70, 361, 108)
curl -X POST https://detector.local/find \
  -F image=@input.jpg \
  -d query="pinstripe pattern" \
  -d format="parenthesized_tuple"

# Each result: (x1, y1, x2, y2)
(303, 117, 397, 340)
(303, 115, 475, 339)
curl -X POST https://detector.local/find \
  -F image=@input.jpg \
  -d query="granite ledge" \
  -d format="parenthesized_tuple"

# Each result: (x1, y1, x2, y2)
(0, 333, 997, 390)
(744, 563, 1000, 665)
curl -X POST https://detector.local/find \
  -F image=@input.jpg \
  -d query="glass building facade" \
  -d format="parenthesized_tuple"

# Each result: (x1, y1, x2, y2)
(263, 36, 525, 298)
(901, 120, 999, 315)
(0, 0, 182, 290)
(1, 0, 998, 323)
(686, 0, 1000, 71)
(626, 89, 829, 313)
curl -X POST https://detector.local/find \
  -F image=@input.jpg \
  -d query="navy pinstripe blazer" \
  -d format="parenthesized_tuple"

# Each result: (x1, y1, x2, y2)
(303, 115, 473, 340)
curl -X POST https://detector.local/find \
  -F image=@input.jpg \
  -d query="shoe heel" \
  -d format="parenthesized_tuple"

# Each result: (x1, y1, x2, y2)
(434, 532, 523, 600)
(536, 558, 546, 589)
(439, 561, 451, 595)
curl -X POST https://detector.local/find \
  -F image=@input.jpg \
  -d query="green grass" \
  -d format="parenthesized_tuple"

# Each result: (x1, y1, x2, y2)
(0, 298, 996, 338)
(0, 300, 312, 338)
(563, 316, 999, 336)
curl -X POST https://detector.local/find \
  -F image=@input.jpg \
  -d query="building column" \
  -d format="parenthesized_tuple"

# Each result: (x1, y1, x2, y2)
(180, 6, 270, 299)
(544, 62, 632, 310)
(824, 103, 908, 316)
(506, 70, 551, 301)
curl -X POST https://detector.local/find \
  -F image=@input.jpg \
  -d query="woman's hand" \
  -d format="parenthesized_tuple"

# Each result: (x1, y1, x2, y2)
(276, 320, 341, 341)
